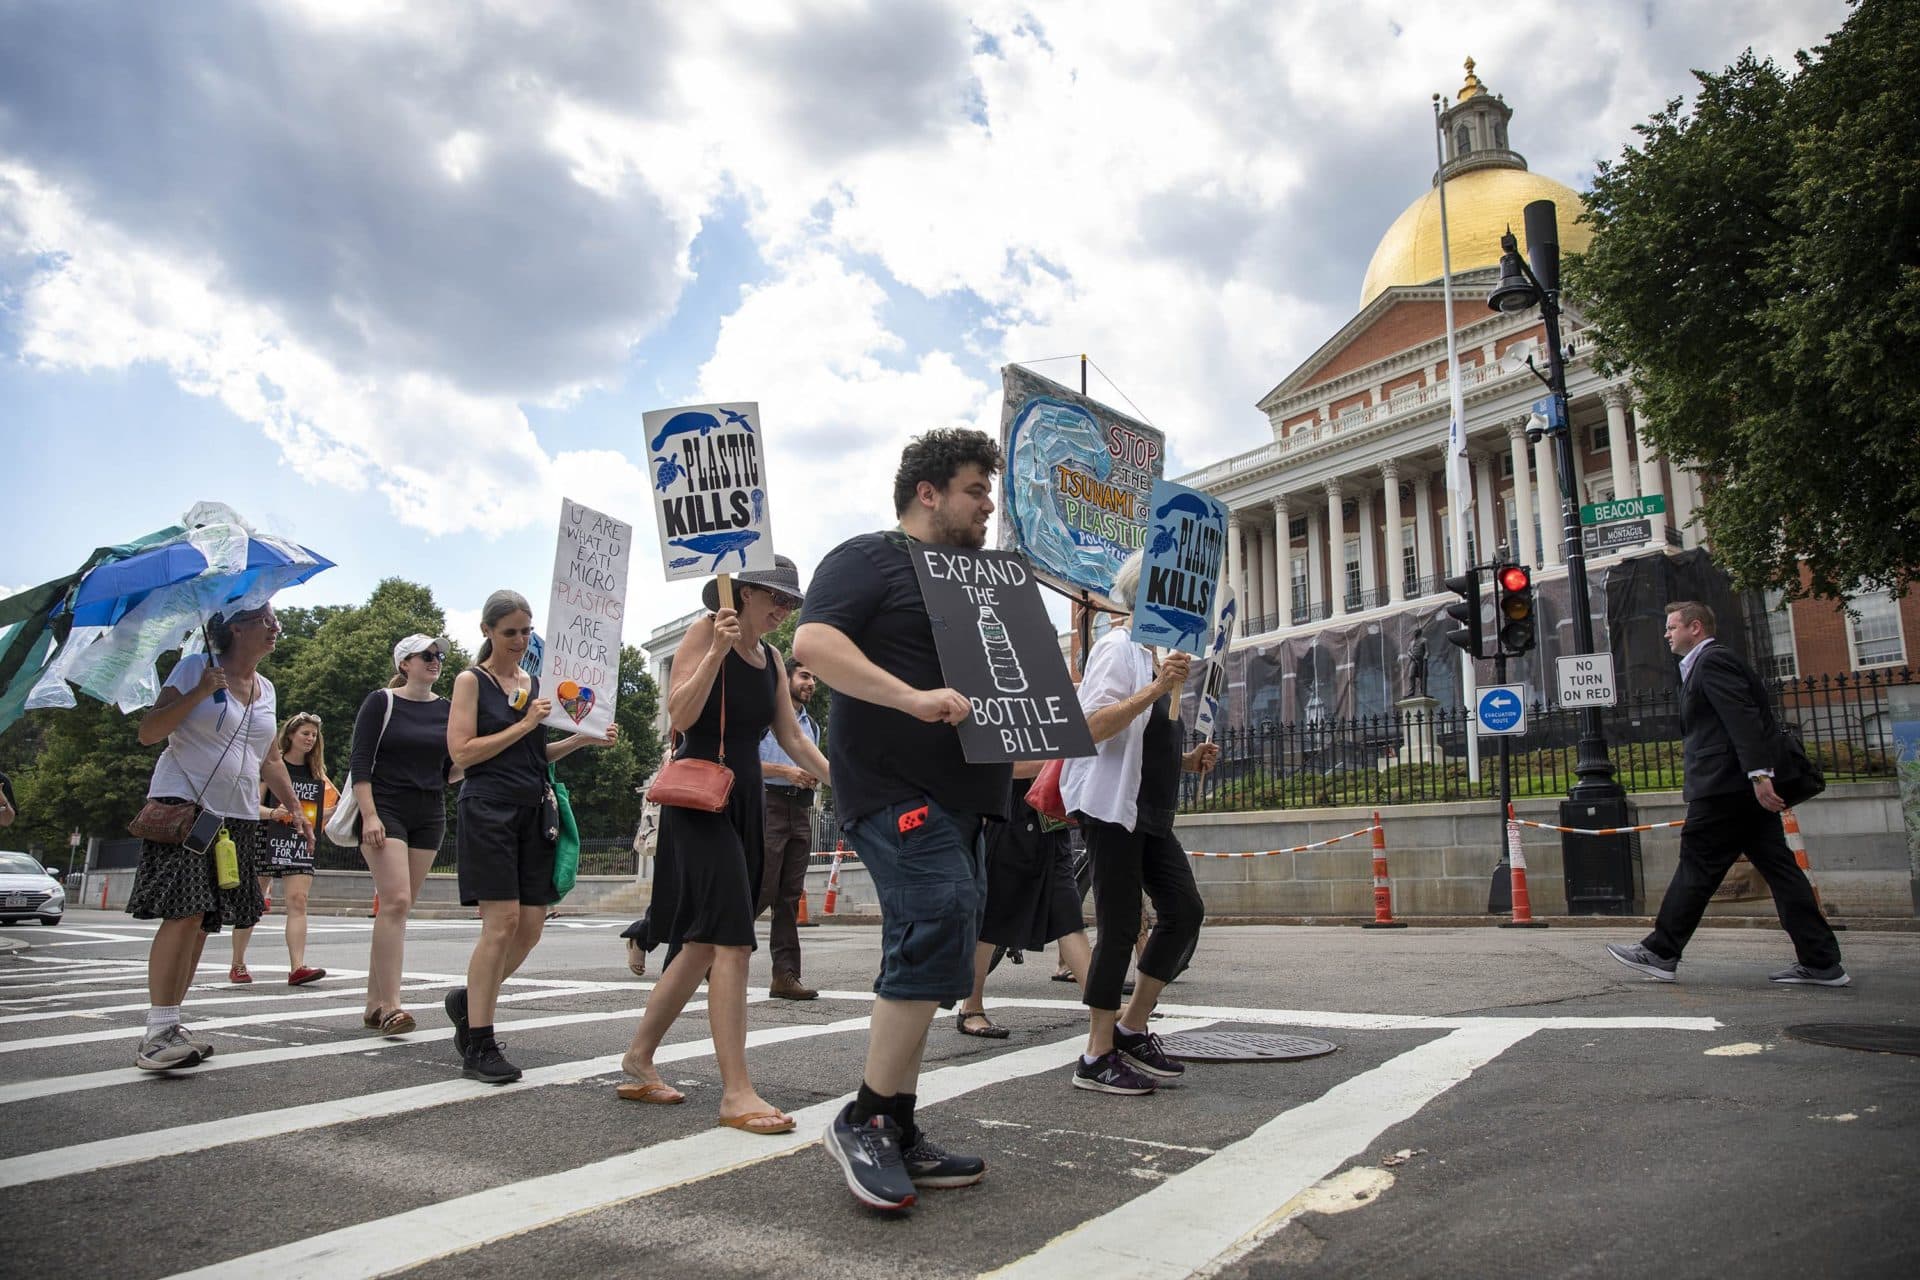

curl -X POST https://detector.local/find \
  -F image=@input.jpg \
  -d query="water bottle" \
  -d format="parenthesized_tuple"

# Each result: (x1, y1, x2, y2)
(213, 826, 241, 890)
(977, 606, 1028, 694)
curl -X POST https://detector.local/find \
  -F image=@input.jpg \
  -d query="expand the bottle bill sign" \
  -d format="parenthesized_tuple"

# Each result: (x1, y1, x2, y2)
(1133, 478, 1228, 657)
(643, 401, 776, 580)
(541, 498, 629, 738)
(910, 546, 1096, 763)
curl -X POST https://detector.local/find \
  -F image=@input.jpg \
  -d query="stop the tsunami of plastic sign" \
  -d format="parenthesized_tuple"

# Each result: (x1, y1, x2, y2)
(910, 546, 1096, 763)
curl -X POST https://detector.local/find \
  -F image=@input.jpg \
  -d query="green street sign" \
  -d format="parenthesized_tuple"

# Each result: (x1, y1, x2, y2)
(1580, 494, 1667, 526)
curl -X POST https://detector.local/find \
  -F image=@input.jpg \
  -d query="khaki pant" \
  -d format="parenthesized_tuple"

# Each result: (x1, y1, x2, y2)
(758, 789, 814, 978)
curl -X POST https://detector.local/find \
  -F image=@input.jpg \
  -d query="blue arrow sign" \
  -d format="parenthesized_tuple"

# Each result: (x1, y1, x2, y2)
(1477, 684, 1528, 735)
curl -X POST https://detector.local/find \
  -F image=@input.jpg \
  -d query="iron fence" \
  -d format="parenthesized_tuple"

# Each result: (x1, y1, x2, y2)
(1180, 666, 1915, 814)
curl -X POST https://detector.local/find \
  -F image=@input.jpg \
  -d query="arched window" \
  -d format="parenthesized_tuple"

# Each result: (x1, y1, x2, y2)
(1456, 125, 1471, 156)
(1493, 121, 1508, 150)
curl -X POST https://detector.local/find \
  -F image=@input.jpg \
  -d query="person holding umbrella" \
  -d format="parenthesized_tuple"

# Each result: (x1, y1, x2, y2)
(129, 604, 314, 1071)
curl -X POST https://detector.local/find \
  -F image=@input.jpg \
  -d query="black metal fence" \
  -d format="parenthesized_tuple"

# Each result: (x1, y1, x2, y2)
(1180, 666, 1915, 814)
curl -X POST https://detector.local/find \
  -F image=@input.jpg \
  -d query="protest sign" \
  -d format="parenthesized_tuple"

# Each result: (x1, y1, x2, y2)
(1132, 479, 1227, 656)
(998, 363, 1165, 606)
(910, 546, 1095, 763)
(542, 499, 630, 737)
(643, 401, 775, 581)
(1191, 589, 1236, 743)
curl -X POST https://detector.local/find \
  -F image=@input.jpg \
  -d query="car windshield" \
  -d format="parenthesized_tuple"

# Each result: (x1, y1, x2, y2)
(0, 853, 46, 875)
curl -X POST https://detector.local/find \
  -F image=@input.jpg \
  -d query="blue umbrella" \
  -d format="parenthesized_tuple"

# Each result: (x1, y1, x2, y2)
(64, 537, 334, 626)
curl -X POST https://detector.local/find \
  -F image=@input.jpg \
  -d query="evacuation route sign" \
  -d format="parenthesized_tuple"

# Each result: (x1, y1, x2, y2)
(1555, 652, 1617, 708)
(910, 545, 1096, 764)
(1476, 684, 1528, 736)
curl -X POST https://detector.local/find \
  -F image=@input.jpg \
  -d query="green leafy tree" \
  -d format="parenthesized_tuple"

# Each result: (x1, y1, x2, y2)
(1568, 0, 1920, 600)
(8, 688, 166, 855)
(763, 612, 830, 731)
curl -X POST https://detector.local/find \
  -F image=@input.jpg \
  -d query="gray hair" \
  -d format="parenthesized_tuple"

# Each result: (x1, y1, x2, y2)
(474, 589, 532, 663)
(1109, 549, 1145, 612)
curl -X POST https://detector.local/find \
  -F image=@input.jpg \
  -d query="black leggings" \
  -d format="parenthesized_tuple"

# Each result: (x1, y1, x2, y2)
(1079, 815, 1204, 1011)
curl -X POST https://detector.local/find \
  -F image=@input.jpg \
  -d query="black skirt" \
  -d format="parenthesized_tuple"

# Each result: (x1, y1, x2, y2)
(979, 811, 1084, 950)
(126, 814, 266, 934)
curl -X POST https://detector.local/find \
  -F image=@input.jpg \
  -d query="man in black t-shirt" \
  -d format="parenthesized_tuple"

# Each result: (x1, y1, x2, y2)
(796, 427, 1011, 1212)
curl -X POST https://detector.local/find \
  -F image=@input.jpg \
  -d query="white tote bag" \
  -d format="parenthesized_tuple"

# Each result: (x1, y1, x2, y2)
(324, 690, 393, 848)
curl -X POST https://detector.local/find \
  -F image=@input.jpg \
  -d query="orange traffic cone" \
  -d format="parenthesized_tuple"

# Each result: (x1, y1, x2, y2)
(369, 890, 379, 920)
(822, 841, 843, 917)
(1501, 805, 1548, 928)
(1782, 809, 1844, 929)
(1362, 812, 1407, 929)
(796, 889, 816, 927)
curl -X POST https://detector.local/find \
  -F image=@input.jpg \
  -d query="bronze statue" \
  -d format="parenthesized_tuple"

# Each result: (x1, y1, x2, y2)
(1404, 631, 1430, 699)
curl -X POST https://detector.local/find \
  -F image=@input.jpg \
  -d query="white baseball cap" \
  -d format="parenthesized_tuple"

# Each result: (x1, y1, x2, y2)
(393, 634, 452, 672)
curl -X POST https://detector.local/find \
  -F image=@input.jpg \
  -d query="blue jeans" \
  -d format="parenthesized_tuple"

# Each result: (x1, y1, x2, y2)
(845, 798, 986, 1003)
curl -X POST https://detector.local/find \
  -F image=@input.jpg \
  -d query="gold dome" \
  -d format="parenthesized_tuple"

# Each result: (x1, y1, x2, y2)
(1358, 166, 1592, 309)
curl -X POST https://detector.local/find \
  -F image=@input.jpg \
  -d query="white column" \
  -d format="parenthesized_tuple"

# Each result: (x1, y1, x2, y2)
(1633, 403, 1665, 547)
(1306, 506, 1326, 621)
(1412, 468, 1436, 586)
(1324, 478, 1347, 618)
(1505, 417, 1538, 568)
(1226, 512, 1244, 635)
(1671, 467, 1700, 550)
(1245, 523, 1265, 629)
(1258, 518, 1278, 630)
(1603, 386, 1637, 502)
(1272, 497, 1292, 627)
(1381, 460, 1406, 604)
(1534, 434, 1562, 565)
(1473, 451, 1498, 560)
(1357, 489, 1378, 605)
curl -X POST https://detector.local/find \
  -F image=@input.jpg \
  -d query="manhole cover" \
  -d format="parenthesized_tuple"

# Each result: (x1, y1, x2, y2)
(1784, 1024, 1920, 1056)
(1156, 1031, 1339, 1062)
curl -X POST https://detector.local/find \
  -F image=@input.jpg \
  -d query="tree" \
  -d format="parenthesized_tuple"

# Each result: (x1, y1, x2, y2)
(1568, 0, 1920, 601)
(8, 695, 157, 854)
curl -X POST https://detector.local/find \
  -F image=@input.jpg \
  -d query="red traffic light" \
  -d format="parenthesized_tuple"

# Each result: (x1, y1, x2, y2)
(1497, 565, 1531, 593)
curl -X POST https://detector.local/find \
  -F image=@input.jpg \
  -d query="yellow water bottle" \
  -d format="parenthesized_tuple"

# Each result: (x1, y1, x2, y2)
(213, 826, 240, 890)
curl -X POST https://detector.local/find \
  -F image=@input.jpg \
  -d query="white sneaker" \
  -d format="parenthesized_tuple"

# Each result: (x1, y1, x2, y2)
(135, 1025, 204, 1071)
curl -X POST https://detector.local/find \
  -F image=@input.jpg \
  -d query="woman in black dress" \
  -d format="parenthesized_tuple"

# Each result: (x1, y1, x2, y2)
(618, 558, 829, 1135)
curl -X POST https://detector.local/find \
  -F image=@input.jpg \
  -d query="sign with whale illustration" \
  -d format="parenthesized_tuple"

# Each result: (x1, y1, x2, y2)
(1133, 478, 1228, 657)
(998, 363, 1165, 606)
(909, 545, 1095, 764)
(541, 497, 629, 738)
(643, 401, 776, 582)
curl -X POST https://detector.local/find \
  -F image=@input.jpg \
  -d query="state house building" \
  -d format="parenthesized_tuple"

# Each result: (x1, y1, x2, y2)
(1177, 61, 1914, 730)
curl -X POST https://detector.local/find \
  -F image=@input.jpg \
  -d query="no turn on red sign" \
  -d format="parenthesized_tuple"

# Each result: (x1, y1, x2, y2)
(1556, 652, 1617, 707)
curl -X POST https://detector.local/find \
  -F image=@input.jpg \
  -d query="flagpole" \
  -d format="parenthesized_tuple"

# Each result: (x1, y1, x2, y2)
(1434, 93, 1480, 783)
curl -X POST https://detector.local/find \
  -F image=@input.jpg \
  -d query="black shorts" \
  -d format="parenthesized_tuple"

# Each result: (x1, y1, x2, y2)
(373, 784, 446, 852)
(456, 792, 556, 907)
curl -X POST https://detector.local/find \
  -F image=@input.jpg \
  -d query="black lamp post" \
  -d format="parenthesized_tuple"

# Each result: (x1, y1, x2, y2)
(1488, 199, 1623, 803)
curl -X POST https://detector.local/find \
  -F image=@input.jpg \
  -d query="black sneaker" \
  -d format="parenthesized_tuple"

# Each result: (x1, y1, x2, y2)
(1769, 962, 1851, 987)
(902, 1130, 986, 1189)
(823, 1101, 917, 1211)
(462, 1039, 522, 1085)
(1605, 942, 1677, 982)
(1073, 1050, 1157, 1095)
(1114, 1026, 1185, 1079)
(444, 987, 470, 1055)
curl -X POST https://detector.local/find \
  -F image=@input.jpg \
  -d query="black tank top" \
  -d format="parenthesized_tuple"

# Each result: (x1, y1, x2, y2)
(461, 667, 547, 804)
(1134, 693, 1183, 836)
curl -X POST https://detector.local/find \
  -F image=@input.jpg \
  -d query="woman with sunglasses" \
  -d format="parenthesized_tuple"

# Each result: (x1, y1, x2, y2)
(128, 605, 313, 1071)
(617, 558, 828, 1135)
(348, 634, 459, 1035)
(227, 711, 332, 986)
(446, 592, 618, 1084)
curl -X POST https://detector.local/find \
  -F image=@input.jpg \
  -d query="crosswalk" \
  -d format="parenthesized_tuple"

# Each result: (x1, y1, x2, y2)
(0, 924, 1721, 1278)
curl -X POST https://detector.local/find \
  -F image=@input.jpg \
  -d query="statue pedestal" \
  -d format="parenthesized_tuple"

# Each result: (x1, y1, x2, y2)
(1396, 695, 1445, 766)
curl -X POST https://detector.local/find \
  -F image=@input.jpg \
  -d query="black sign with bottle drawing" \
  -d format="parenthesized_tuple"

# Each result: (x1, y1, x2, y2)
(910, 546, 1096, 763)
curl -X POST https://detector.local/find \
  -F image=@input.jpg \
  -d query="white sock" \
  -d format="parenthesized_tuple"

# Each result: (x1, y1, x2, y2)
(145, 1005, 181, 1036)
(1082, 1053, 1102, 1066)
(1116, 1022, 1145, 1038)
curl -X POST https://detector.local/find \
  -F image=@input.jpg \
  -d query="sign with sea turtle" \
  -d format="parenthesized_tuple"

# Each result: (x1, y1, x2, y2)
(1133, 478, 1228, 657)
(643, 401, 776, 581)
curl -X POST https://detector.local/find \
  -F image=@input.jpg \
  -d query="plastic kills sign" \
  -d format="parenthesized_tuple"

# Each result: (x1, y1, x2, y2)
(542, 498, 629, 737)
(1133, 479, 1227, 656)
(1191, 588, 1236, 742)
(910, 546, 1095, 763)
(644, 401, 776, 580)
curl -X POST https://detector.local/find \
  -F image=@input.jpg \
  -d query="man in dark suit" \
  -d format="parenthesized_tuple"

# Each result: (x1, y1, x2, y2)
(1606, 601, 1848, 986)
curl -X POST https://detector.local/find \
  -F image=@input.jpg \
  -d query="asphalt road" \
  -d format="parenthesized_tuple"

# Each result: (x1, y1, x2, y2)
(1, 909, 1915, 1278)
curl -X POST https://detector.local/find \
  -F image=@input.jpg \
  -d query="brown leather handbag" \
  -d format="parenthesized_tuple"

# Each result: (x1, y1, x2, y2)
(128, 797, 202, 844)
(646, 664, 735, 813)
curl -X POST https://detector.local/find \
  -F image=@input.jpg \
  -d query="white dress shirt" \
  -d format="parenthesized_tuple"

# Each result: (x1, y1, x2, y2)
(1060, 626, 1157, 830)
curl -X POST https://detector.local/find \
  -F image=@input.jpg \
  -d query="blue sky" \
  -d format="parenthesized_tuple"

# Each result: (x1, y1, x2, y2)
(0, 1, 1851, 653)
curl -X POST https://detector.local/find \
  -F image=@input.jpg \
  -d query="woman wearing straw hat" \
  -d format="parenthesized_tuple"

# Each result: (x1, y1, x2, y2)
(617, 556, 830, 1135)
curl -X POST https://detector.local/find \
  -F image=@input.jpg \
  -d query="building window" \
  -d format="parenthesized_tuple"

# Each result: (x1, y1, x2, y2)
(1291, 553, 1308, 613)
(1344, 536, 1362, 600)
(1847, 592, 1906, 669)
(1501, 453, 1515, 477)
(1289, 516, 1307, 540)
(1589, 422, 1611, 453)
(1505, 502, 1522, 562)
(1762, 589, 1798, 679)
(1401, 524, 1418, 589)
(1456, 125, 1471, 155)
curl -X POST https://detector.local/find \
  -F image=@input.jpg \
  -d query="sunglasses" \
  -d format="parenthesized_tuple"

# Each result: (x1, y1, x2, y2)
(493, 627, 534, 639)
(412, 650, 445, 663)
(749, 587, 800, 609)
(290, 715, 323, 726)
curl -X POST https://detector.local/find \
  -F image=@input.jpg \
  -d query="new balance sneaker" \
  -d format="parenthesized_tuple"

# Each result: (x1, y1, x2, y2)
(1073, 1050, 1158, 1095)
(1605, 942, 1678, 982)
(462, 1039, 522, 1085)
(902, 1130, 986, 1189)
(1769, 962, 1851, 987)
(135, 1025, 204, 1072)
(823, 1101, 917, 1211)
(444, 987, 470, 1055)
(1114, 1026, 1185, 1079)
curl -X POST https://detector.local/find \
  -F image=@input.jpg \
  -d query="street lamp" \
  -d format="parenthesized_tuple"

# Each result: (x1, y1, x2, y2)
(1487, 199, 1624, 805)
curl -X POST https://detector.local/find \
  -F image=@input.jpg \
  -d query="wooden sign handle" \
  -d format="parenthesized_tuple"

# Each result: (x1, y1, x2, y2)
(716, 573, 735, 611)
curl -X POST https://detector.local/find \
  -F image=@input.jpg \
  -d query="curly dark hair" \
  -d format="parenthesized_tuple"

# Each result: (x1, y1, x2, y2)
(892, 428, 1005, 515)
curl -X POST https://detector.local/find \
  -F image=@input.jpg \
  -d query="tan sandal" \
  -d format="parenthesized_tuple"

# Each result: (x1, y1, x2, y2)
(368, 1009, 416, 1035)
(717, 1110, 795, 1135)
(616, 1080, 686, 1104)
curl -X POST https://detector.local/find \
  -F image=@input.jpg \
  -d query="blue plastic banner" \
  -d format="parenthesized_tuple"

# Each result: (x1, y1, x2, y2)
(1132, 479, 1228, 656)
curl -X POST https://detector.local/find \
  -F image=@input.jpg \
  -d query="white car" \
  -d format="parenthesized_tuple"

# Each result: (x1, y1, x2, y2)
(0, 851, 65, 926)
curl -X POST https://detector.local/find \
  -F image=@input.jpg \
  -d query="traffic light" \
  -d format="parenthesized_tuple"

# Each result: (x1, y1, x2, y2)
(1495, 563, 1536, 655)
(1443, 567, 1483, 658)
